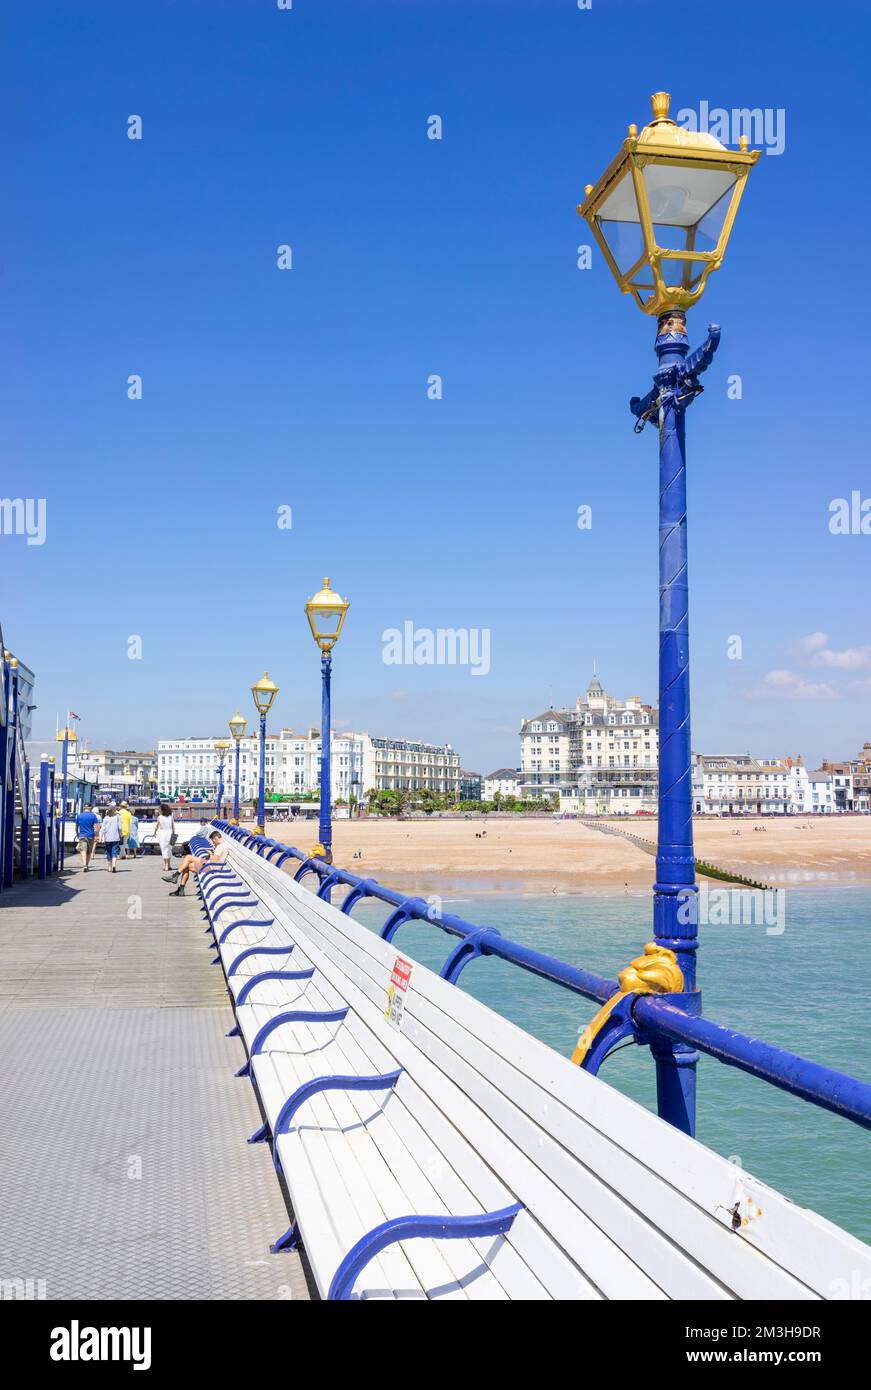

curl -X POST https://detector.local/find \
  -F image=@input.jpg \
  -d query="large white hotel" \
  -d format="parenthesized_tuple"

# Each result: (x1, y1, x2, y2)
(157, 729, 461, 804)
(520, 674, 659, 814)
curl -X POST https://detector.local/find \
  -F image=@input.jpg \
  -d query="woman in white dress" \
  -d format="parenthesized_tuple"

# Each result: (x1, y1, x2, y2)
(156, 803, 175, 871)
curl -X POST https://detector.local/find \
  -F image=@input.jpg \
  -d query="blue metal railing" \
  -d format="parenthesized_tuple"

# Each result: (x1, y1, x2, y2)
(214, 821, 871, 1135)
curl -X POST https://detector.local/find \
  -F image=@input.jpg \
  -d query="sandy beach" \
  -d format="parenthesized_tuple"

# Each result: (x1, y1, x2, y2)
(241, 814, 871, 894)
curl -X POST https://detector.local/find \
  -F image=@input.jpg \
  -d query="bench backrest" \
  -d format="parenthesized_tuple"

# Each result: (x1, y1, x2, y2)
(225, 839, 871, 1299)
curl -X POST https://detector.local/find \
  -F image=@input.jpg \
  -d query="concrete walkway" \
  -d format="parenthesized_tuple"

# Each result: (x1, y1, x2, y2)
(0, 854, 311, 1300)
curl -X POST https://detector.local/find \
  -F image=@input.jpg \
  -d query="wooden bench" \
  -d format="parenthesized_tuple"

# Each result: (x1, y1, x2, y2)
(199, 835, 871, 1301)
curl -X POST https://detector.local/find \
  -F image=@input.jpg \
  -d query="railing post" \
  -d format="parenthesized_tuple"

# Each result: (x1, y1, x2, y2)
(319, 649, 333, 864)
(38, 757, 50, 879)
(638, 310, 707, 1137)
(58, 729, 70, 870)
(20, 757, 30, 877)
(256, 711, 267, 835)
(2, 666, 19, 887)
(0, 654, 8, 893)
(48, 759, 57, 873)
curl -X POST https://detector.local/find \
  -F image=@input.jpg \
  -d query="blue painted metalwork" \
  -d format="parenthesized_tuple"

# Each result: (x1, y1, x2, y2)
(271, 1223, 300, 1253)
(48, 761, 57, 873)
(628, 314, 720, 1133)
(208, 897, 259, 924)
(319, 649, 333, 864)
(215, 746, 227, 824)
(58, 727, 70, 871)
(327, 1202, 524, 1301)
(0, 654, 8, 892)
(256, 710, 267, 834)
(235, 1006, 349, 1074)
(226, 943, 295, 978)
(20, 755, 30, 878)
(235, 967, 315, 1005)
(271, 1070, 403, 1173)
(2, 666, 19, 888)
(212, 818, 871, 1136)
(232, 736, 241, 823)
(217, 917, 274, 945)
(37, 758, 50, 880)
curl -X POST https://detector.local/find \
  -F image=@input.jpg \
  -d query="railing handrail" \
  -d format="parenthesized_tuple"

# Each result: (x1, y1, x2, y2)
(214, 821, 871, 1134)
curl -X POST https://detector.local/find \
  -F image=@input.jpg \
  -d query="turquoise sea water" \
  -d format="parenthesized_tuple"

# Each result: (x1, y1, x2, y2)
(351, 886, 871, 1244)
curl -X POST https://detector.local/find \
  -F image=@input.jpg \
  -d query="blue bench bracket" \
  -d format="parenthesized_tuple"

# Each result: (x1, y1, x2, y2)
(272, 1070, 403, 1174)
(235, 1008, 350, 1076)
(218, 917, 275, 945)
(227, 943, 295, 978)
(235, 968, 315, 1005)
(327, 1202, 525, 1300)
(272, 1223, 300, 1254)
(209, 898, 259, 923)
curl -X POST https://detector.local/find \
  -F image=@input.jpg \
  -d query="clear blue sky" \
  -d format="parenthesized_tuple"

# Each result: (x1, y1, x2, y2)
(3, 0, 869, 772)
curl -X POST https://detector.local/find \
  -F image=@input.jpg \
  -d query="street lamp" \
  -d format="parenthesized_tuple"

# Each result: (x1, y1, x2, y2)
(214, 739, 229, 823)
(55, 724, 77, 870)
(251, 673, 278, 835)
(577, 93, 758, 1137)
(229, 712, 247, 824)
(304, 577, 350, 865)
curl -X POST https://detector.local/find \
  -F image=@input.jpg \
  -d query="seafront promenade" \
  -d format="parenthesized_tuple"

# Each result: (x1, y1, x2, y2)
(0, 857, 310, 1300)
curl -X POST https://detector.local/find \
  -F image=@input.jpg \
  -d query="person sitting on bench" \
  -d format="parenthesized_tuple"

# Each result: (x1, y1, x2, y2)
(164, 832, 228, 895)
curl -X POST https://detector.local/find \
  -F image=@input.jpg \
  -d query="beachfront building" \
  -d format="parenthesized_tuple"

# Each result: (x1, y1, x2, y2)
(693, 755, 792, 815)
(63, 747, 158, 803)
(824, 761, 856, 813)
(850, 743, 871, 811)
(804, 768, 835, 813)
(482, 768, 521, 801)
(522, 675, 659, 813)
(518, 709, 573, 801)
(365, 737, 461, 797)
(459, 771, 482, 802)
(158, 729, 461, 805)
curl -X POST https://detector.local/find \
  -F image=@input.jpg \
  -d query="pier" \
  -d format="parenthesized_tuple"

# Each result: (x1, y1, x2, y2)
(0, 857, 310, 1301)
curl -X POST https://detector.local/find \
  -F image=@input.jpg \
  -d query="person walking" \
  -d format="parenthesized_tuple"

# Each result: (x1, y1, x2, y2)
(74, 802, 99, 871)
(118, 801, 133, 859)
(100, 803, 123, 872)
(128, 811, 140, 859)
(155, 803, 175, 871)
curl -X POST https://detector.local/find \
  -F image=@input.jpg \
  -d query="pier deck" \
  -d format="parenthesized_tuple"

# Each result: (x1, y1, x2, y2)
(0, 855, 311, 1300)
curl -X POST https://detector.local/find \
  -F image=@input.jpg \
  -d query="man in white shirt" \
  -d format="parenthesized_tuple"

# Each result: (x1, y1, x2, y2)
(166, 832, 228, 895)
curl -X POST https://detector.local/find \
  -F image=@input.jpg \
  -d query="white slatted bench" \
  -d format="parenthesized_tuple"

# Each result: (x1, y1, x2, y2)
(199, 834, 871, 1301)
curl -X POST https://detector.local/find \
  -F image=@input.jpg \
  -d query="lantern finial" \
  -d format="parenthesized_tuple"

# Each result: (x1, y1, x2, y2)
(650, 91, 672, 124)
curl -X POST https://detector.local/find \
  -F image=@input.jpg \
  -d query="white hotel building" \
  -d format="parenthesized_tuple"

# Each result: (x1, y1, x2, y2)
(158, 730, 461, 804)
(521, 675, 659, 814)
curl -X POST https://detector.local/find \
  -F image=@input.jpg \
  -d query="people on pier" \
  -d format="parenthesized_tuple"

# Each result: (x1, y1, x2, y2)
(155, 804, 175, 870)
(75, 803, 99, 871)
(99, 804, 123, 872)
(165, 832, 228, 895)
(118, 801, 133, 858)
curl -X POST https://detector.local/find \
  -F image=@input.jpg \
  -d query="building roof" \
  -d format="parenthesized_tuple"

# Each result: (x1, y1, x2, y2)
(484, 768, 520, 781)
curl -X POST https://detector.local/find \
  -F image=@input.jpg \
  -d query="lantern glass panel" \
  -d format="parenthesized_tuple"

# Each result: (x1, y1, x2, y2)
(642, 162, 736, 228)
(313, 609, 343, 636)
(595, 170, 644, 273)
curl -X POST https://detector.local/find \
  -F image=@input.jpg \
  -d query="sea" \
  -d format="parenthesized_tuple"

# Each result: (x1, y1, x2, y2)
(352, 884, 871, 1244)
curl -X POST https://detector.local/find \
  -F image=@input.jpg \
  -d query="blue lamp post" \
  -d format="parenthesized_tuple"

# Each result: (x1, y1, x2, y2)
(229, 713, 247, 824)
(56, 724, 77, 871)
(578, 92, 759, 1136)
(251, 673, 279, 836)
(214, 739, 229, 824)
(305, 578, 350, 865)
(2, 658, 20, 889)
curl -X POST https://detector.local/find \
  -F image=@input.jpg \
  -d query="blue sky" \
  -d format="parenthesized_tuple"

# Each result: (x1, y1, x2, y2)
(3, 0, 869, 772)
